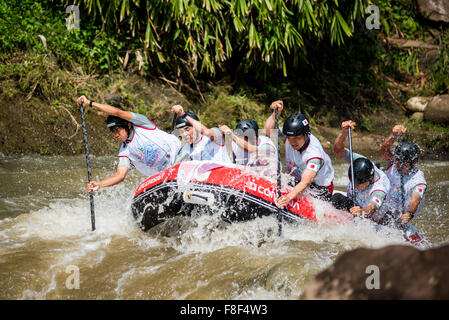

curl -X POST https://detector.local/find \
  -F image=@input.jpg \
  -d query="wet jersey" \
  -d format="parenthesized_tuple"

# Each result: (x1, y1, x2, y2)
(382, 163, 427, 217)
(285, 133, 334, 187)
(117, 112, 181, 177)
(232, 135, 276, 165)
(345, 151, 390, 211)
(178, 128, 232, 163)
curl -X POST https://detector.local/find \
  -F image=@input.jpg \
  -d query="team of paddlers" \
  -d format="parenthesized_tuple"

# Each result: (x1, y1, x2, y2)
(76, 96, 427, 230)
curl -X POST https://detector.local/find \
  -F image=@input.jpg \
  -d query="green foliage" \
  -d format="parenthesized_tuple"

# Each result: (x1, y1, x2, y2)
(61, 0, 369, 78)
(430, 32, 449, 94)
(360, 117, 372, 131)
(374, 0, 424, 37)
(199, 87, 270, 129)
(371, 0, 449, 97)
(0, 0, 134, 72)
(372, 0, 425, 76)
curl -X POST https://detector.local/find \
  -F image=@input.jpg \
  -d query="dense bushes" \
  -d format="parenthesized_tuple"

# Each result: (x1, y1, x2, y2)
(62, 0, 369, 78)
(1, 0, 448, 127)
(0, 0, 134, 72)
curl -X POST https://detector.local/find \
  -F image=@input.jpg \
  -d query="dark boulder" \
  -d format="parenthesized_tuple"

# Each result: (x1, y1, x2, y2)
(424, 95, 449, 124)
(301, 244, 449, 299)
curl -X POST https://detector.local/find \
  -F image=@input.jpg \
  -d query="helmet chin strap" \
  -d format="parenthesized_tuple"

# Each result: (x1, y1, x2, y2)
(298, 134, 310, 153)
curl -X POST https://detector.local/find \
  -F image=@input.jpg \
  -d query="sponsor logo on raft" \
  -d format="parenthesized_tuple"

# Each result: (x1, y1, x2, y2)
(245, 181, 302, 212)
(138, 172, 165, 191)
(246, 181, 276, 200)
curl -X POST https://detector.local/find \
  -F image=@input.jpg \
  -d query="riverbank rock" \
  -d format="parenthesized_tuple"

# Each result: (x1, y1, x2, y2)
(417, 0, 449, 23)
(406, 96, 431, 112)
(424, 94, 449, 124)
(411, 112, 424, 121)
(301, 244, 449, 299)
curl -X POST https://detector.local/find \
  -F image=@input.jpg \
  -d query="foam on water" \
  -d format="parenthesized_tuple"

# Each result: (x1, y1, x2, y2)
(1, 155, 444, 299)
(5, 193, 138, 242)
(158, 197, 410, 258)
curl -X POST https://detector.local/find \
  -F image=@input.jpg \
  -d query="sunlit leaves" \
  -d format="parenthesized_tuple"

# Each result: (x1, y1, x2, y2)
(63, 0, 369, 77)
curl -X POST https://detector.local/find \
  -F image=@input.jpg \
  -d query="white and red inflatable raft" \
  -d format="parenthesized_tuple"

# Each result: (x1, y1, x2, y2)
(131, 161, 426, 246)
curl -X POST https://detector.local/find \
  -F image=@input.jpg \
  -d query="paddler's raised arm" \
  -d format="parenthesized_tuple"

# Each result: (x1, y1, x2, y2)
(264, 100, 283, 138)
(379, 125, 407, 162)
(218, 124, 259, 153)
(171, 104, 219, 139)
(77, 95, 132, 120)
(333, 120, 356, 159)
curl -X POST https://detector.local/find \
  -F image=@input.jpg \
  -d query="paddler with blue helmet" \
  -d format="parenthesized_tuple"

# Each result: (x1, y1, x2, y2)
(264, 100, 335, 208)
(76, 95, 181, 192)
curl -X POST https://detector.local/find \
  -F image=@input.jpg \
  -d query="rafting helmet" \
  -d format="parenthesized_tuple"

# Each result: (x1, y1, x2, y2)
(394, 141, 420, 165)
(235, 119, 259, 143)
(348, 157, 375, 185)
(282, 114, 310, 136)
(175, 111, 199, 129)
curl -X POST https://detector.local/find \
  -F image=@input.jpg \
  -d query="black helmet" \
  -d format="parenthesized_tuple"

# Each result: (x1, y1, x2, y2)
(106, 115, 130, 130)
(394, 141, 420, 164)
(235, 119, 259, 138)
(175, 111, 199, 129)
(348, 158, 375, 185)
(282, 114, 310, 136)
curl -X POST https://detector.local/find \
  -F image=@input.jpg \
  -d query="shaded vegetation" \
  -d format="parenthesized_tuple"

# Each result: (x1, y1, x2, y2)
(63, 0, 368, 77)
(1, 0, 449, 156)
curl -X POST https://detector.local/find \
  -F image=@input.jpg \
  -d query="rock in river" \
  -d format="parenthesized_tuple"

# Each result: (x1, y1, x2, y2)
(301, 244, 449, 299)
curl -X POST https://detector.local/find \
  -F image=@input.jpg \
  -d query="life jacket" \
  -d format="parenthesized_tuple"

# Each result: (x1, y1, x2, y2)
(285, 133, 334, 187)
(232, 135, 276, 165)
(178, 130, 232, 163)
(118, 124, 181, 177)
(347, 164, 390, 209)
(382, 164, 427, 217)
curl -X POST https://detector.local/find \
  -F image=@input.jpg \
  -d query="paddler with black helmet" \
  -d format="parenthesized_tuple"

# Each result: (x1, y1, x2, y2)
(264, 100, 335, 208)
(379, 125, 427, 226)
(76, 96, 181, 192)
(171, 105, 232, 163)
(332, 120, 390, 221)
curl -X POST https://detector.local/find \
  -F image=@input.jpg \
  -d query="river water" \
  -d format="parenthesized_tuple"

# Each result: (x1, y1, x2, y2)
(0, 154, 448, 299)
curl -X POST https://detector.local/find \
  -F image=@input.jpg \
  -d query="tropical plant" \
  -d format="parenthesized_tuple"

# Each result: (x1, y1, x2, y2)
(60, 0, 369, 77)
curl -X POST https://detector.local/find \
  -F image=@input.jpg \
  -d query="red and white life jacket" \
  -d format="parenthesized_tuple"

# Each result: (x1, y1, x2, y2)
(285, 133, 334, 187)
(118, 124, 181, 177)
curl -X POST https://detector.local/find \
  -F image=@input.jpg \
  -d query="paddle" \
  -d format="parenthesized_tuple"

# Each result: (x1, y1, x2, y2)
(397, 132, 406, 218)
(275, 108, 283, 236)
(79, 103, 96, 231)
(170, 113, 177, 134)
(348, 126, 356, 204)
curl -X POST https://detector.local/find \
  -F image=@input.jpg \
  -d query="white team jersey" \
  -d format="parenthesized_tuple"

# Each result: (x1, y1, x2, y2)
(382, 164, 427, 217)
(285, 133, 334, 186)
(347, 164, 391, 209)
(178, 130, 232, 163)
(232, 135, 276, 165)
(118, 124, 181, 177)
